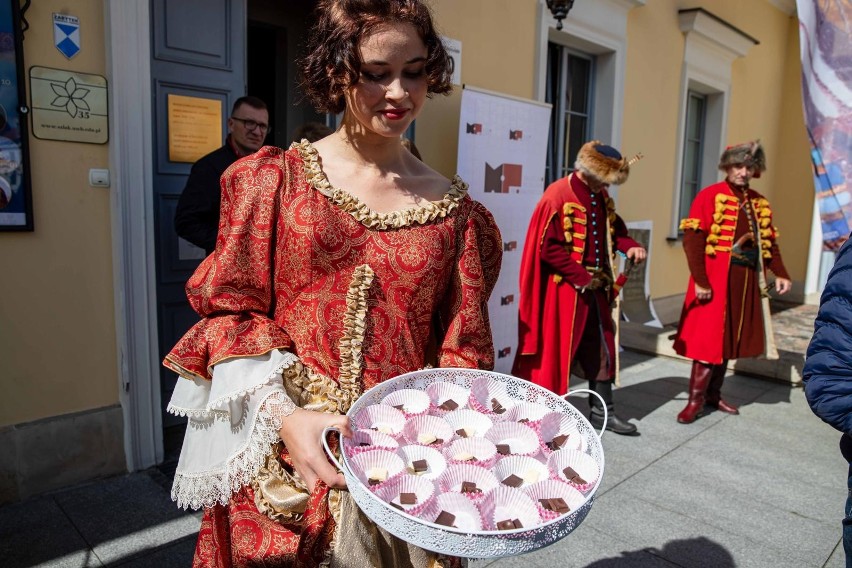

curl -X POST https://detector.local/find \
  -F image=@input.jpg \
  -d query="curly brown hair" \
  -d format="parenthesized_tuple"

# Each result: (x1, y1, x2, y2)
(299, 0, 454, 115)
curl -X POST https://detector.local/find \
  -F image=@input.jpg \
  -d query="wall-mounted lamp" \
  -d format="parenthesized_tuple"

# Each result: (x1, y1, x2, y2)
(546, 0, 576, 30)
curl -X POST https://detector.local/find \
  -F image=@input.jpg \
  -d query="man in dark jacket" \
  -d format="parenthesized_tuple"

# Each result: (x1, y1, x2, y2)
(803, 233, 852, 567)
(174, 96, 268, 254)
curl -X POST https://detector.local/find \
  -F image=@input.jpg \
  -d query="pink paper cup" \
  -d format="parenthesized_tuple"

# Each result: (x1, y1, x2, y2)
(493, 455, 550, 489)
(485, 421, 541, 458)
(436, 463, 499, 503)
(547, 449, 600, 493)
(345, 429, 400, 457)
(480, 485, 542, 531)
(352, 404, 406, 438)
(426, 381, 470, 415)
(468, 376, 515, 419)
(506, 402, 551, 426)
(443, 408, 493, 439)
(422, 492, 485, 532)
(349, 448, 406, 490)
(396, 444, 447, 482)
(374, 474, 436, 517)
(402, 414, 454, 449)
(538, 411, 583, 457)
(443, 437, 498, 468)
(523, 479, 586, 521)
(381, 389, 431, 417)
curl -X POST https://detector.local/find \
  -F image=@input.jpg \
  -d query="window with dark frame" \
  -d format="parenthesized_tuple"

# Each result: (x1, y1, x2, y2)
(678, 90, 707, 228)
(545, 43, 594, 187)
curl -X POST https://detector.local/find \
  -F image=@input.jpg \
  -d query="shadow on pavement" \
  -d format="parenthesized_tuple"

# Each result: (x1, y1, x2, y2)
(583, 536, 735, 567)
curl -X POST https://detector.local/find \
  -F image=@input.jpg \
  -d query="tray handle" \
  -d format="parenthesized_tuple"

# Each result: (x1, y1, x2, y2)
(561, 388, 606, 440)
(321, 426, 346, 472)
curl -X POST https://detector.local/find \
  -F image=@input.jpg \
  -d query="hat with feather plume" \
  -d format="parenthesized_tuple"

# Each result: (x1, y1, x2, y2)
(574, 141, 642, 186)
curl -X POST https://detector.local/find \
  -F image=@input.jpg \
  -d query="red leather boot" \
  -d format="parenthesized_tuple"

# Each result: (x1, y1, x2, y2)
(677, 361, 712, 424)
(705, 361, 739, 414)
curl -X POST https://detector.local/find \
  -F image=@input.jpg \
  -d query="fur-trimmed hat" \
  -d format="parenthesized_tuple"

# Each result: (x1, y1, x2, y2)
(718, 140, 766, 174)
(574, 141, 633, 186)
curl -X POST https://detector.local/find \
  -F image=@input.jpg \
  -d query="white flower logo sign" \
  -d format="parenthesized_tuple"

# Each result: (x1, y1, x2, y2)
(50, 77, 90, 119)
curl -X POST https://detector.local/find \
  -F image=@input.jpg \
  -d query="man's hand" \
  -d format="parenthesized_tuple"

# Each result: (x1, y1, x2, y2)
(626, 247, 647, 263)
(775, 278, 792, 295)
(694, 283, 712, 302)
(584, 276, 605, 291)
(278, 408, 352, 491)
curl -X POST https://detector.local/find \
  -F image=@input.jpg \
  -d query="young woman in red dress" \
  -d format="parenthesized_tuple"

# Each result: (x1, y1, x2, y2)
(163, 1, 503, 566)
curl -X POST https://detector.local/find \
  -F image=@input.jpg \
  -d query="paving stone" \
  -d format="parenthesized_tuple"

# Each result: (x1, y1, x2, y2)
(584, 493, 805, 568)
(108, 535, 196, 567)
(51, 473, 200, 565)
(609, 454, 839, 565)
(0, 495, 101, 567)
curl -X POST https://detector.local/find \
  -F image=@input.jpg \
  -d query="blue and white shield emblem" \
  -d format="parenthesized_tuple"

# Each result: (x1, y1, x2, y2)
(53, 13, 81, 60)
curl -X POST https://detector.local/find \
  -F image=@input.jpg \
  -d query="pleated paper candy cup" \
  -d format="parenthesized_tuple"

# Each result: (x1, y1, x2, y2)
(381, 389, 431, 417)
(468, 376, 515, 419)
(350, 448, 405, 490)
(480, 485, 542, 531)
(352, 404, 406, 438)
(485, 422, 540, 458)
(443, 437, 498, 468)
(547, 449, 600, 493)
(437, 463, 499, 503)
(443, 408, 493, 440)
(402, 414, 455, 449)
(538, 411, 583, 457)
(523, 479, 586, 521)
(506, 402, 551, 426)
(426, 382, 470, 415)
(397, 444, 447, 481)
(374, 474, 436, 517)
(493, 455, 550, 489)
(423, 492, 485, 532)
(345, 429, 400, 457)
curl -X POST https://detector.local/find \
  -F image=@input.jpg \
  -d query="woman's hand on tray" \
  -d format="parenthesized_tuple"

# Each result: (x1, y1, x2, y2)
(279, 408, 352, 491)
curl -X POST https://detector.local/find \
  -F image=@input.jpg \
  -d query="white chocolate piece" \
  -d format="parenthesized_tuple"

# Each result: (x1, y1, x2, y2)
(368, 467, 388, 482)
(417, 432, 437, 445)
(453, 451, 475, 461)
(376, 424, 394, 434)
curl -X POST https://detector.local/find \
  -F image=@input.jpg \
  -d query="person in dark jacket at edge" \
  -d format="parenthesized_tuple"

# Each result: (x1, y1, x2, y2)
(174, 96, 269, 255)
(803, 233, 852, 568)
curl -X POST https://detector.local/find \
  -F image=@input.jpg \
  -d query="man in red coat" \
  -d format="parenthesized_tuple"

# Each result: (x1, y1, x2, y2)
(513, 141, 646, 435)
(673, 140, 791, 423)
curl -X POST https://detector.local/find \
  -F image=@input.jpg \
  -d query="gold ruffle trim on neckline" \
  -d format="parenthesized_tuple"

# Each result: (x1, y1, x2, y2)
(337, 264, 374, 405)
(292, 140, 468, 229)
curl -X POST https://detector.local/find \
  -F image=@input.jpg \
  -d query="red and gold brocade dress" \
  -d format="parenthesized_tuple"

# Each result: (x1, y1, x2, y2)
(163, 141, 502, 568)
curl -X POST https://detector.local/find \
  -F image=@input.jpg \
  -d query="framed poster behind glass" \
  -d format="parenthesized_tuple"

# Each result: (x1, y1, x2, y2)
(0, 0, 32, 231)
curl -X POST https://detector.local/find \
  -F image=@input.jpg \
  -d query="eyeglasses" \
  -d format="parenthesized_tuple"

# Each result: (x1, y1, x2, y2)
(231, 116, 269, 133)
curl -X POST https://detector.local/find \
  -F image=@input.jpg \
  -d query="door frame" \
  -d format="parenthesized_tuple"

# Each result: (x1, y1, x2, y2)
(106, 0, 161, 470)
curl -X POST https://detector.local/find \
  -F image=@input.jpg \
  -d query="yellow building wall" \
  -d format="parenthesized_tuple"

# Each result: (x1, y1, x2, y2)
(619, 1, 812, 299)
(417, 0, 538, 177)
(0, 1, 116, 426)
(421, 0, 811, 302)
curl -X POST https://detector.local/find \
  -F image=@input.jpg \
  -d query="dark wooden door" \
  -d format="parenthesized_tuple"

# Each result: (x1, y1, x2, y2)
(150, 0, 246, 455)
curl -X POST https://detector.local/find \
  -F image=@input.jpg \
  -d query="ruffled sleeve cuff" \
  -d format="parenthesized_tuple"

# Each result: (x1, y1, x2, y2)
(167, 349, 299, 510)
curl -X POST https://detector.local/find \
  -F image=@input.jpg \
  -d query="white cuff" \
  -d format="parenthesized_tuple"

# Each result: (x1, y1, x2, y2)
(167, 349, 298, 510)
